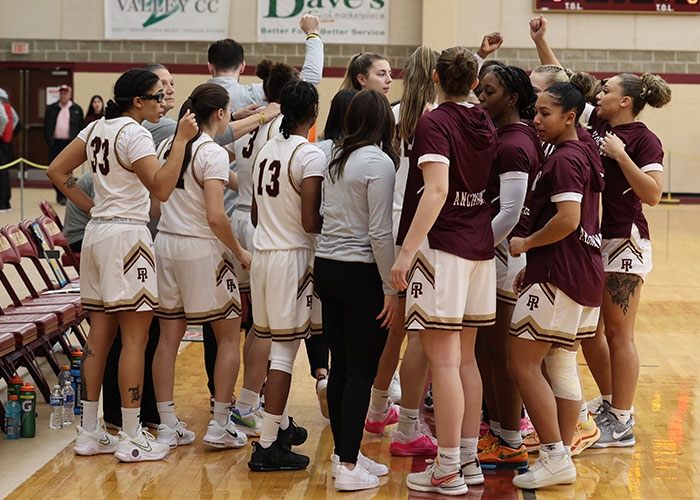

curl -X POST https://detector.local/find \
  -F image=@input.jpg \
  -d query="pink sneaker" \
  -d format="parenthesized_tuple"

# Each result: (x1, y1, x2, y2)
(520, 416, 535, 437)
(364, 403, 399, 434)
(479, 420, 490, 438)
(390, 425, 438, 456)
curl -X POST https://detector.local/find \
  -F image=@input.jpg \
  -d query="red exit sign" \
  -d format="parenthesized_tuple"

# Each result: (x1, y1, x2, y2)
(11, 42, 30, 54)
(535, 0, 700, 13)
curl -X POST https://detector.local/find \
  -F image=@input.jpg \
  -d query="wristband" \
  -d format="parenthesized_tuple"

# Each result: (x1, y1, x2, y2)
(306, 33, 320, 40)
(257, 112, 266, 125)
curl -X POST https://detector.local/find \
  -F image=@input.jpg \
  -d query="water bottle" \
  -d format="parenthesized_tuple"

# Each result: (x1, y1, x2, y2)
(19, 383, 36, 438)
(8, 375, 23, 397)
(70, 349, 83, 416)
(57, 365, 71, 388)
(4, 395, 21, 439)
(50, 385, 63, 429)
(62, 382, 75, 425)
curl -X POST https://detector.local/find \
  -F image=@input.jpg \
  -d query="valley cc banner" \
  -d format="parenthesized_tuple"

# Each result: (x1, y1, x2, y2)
(258, 0, 389, 44)
(105, 0, 230, 40)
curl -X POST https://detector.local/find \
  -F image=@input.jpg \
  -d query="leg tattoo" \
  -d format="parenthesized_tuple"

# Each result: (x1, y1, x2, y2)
(605, 273, 641, 315)
(128, 385, 142, 403)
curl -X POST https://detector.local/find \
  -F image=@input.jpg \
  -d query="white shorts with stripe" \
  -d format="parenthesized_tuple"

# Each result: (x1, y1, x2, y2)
(80, 219, 158, 313)
(250, 248, 321, 341)
(229, 208, 256, 293)
(510, 282, 600, 347)
(601, 224, 652, 281)
(154, 232, 241, 324)
(495, 240, 526, 305)
(405, 238, 496, 331)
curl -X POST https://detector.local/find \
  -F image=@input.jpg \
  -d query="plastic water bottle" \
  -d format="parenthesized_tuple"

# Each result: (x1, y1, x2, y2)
(49, 385, 64, 430)
(4, 395, 21, 439)
(57, 365, 71, 388)
(62, 382, 75, 425)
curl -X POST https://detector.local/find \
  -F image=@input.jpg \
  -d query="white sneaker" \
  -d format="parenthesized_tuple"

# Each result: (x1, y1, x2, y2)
(461, 457, 485, 485)
(316, 377, 329, 419)
(156, 420, 195, 449)
(334, 463, 380, 491)
(114, 428, 170, 462)
(512, 450, 576, 489)
(230, 405, 263, 437)
(74, 425, 119, 456)
(203, 419, 248, 449)
(331, 452, 389, 478)
(388, 371, 401, 404)
(406, 460, 468, 496)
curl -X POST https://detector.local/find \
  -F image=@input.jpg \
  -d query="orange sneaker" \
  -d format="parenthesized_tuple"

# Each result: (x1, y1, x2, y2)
(477, 430, 498, 452)
(523, 430, 540, 453)
(478, 439, 529, 470)
(570, 415, 601, 457)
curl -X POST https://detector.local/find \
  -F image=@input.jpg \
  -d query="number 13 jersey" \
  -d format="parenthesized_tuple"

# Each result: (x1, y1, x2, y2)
(252, 135, 326, 252)
(78, 117, 157, 222)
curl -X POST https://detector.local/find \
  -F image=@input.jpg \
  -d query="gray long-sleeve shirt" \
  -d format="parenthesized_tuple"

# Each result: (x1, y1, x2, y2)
(316, 145, 396, 295)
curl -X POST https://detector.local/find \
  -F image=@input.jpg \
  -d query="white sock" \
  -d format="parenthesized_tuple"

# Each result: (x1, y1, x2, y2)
(601, 394, 612, 405)
(213, 401, 230, 426)
(279, 405, 290, 431)
(157, 401, 177, 428)
(500, 429, 523, 449)
(397, 407, 419, 435)
(489, 420, 502, 437)
(541, 441, 567, 461)
(579, 403, 590, 423)
(370, 386, 390, 412)
(437, 446, 460, 471)
(610, 406, 632, 424)
(459, 437, 478, 463)
(259, 410, 281, 448)
(235, 388, 259, 413)
(122, 407, 141, 438)
(81, 400, 99, 432)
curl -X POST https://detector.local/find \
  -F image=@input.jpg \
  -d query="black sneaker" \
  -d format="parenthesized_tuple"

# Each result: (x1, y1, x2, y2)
(424, 384, 434, 412)
(247, 440, 310, 471)
(278, 416, 307, 447)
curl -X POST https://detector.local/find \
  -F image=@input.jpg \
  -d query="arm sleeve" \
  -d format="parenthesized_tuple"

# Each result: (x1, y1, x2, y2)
(0, 106, 8, 136)
(213, 126, 235, 147)
(491, 172, 529, 246)
(366, 156, 397, 295)
(301, 36, 324, 86)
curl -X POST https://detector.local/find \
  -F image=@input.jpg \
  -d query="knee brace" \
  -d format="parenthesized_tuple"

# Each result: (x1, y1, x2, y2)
(544, 347, 582, 401)
(268, 339, 301, 375)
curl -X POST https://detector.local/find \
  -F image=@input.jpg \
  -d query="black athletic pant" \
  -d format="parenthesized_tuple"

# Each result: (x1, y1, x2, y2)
(314, 257, 388, 464)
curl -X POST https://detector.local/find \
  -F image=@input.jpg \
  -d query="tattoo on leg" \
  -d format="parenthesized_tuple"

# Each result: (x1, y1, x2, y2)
(63, 176, 76, 189)
(83, 344, 95, 359)
(605, 273, 641, 315)
(129, 385, 142, 403)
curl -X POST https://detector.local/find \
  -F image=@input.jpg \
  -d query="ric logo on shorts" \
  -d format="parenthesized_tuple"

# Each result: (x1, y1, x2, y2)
(137, 267, 148, 282)
(526, 295, 540, 311)
(410, 282, 423, 298)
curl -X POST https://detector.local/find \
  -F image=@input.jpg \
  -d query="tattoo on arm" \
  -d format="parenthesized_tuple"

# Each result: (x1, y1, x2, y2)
(129, 385, 142, 403)
(605, 273, 641, 315)
(63, 176, 76, 189)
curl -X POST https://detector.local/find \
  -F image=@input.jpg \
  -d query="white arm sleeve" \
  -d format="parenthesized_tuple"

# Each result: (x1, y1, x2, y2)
(491, 172, 529, 247)
(301, 37, 324, 86)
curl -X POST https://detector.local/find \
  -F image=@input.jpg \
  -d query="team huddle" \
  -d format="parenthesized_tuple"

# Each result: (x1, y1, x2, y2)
(46, 13, 670, 496)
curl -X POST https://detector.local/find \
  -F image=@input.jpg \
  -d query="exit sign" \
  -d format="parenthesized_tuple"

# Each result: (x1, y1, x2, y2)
(11, 42, 30, 54)
(535, 0, 700, 13)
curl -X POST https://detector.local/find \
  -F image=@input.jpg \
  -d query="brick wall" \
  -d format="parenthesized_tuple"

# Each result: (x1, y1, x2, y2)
(1, 39, 698, 75)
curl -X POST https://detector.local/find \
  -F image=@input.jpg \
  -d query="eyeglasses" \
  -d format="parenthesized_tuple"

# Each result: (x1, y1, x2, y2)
(139, 92, 165, 103)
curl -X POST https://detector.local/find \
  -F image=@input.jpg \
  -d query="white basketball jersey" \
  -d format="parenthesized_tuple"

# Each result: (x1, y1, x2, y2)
(78, 117, 156, 222)
(252, 135, 326, 251)
(231, 115, 283, 209)
(156, 133, 230, 238)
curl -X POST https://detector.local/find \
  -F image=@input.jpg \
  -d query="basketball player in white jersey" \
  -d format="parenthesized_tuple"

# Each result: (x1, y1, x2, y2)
(47, 68, 198, 462)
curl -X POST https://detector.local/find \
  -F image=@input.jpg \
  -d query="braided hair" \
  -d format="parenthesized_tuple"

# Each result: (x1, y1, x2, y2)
(488, 65, 537, 120)
(105, 69, 160, 119)
(279, 81, 318, 139)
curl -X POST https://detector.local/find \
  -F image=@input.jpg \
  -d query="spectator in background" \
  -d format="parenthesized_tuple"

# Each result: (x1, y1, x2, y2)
(83, 95, 105, 126)
(44, 84, 83, 205)
(0, 88, 20, 212)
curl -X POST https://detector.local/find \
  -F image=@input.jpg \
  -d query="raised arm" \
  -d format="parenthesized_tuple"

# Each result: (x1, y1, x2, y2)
(299, 14, 324, 85)
(529, 15, 562, 67)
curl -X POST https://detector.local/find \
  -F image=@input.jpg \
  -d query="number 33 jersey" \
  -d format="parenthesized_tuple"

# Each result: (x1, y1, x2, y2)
(252, 135, 326, 252)
(78, 117, 157, 222)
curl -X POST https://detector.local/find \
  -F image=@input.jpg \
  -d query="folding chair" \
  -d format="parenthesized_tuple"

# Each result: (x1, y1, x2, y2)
(36, 215, 80, 275)
(0, 322, 52, 403)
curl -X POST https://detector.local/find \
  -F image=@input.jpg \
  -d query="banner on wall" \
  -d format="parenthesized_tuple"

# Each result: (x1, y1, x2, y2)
(104, 0, 231, 40)
(257, 0, 389, 44)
